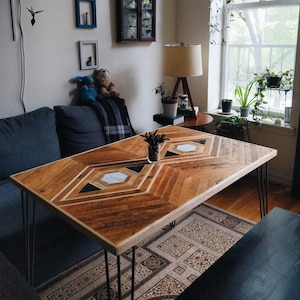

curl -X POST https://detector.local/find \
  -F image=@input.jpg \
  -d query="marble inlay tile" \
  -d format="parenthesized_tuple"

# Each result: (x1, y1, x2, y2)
(176, 144, 197, 152)
(101, 172, 128, 184)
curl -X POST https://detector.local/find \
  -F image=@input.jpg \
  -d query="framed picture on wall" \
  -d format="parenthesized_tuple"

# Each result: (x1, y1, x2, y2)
(75, 0, 97, 28)
(79, 40, 99, 70)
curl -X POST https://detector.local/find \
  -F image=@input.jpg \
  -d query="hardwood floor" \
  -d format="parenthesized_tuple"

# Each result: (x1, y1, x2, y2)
(206, 174, 300, 222)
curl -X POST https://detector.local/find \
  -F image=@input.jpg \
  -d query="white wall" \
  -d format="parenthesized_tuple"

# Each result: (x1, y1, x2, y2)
(0, 0, 176, 133)
(1, 0, 299, 185)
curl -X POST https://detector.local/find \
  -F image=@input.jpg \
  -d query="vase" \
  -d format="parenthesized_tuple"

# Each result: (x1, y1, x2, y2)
(221, 99, 232, 113)
(148, 144, 160, 163)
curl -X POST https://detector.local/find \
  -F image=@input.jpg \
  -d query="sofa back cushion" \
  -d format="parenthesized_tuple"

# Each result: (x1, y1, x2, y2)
(54, 105, 106, 157)
(0, 107, 61, 180)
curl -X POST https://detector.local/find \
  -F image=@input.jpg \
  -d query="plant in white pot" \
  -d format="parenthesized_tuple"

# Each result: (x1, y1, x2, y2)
(153, 83, 178, 118)
(234, 80, 256, 117)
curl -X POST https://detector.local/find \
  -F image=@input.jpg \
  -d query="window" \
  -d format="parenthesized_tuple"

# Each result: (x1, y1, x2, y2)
(222, 0, 300, 119)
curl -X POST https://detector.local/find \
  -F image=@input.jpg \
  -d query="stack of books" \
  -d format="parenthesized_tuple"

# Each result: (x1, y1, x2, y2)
(153, 114, 185, 125)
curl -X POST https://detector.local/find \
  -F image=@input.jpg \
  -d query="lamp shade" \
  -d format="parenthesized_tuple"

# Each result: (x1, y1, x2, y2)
(163, 43, 203, 77)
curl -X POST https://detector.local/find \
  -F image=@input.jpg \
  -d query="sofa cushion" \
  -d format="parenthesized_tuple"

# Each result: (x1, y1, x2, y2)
(54, 105, 106, 157)
(0, 107, 61, 180)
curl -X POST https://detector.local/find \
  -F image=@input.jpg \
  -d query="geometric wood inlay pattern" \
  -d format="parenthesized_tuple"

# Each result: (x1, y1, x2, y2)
(11, 126, 277, 255)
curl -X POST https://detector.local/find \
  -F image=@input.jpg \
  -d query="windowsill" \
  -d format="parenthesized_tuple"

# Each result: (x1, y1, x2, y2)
(207, 109, 296, 137)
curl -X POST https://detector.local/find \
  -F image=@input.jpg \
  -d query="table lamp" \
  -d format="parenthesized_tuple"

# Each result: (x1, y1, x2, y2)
(163, 43, 203, 118)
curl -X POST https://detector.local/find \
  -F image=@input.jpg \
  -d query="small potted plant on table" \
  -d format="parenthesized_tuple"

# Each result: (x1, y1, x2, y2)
(141, 130, 169, 163)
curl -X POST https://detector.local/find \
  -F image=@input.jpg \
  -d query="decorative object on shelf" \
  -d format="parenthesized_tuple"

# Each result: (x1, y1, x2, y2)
(116, 0, 156, 42)
(27, 6, 44, 26)
(75, 0, 97, 28)
(141, 130, 169, 163)
(153, 83, 178, 118)
(79, 40, 99, 70)
(221, 99, 232, 114)
(163, 43, 203, 119)
(179, 94, 188, 110)
(234, 81, 256, 117)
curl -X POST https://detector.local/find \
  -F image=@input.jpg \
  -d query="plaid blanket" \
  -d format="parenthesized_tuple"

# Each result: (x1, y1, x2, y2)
(88, 97, 135, 143)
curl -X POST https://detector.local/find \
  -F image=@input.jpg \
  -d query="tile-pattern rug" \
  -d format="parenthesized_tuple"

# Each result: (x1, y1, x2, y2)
(37, 204, 254, 299)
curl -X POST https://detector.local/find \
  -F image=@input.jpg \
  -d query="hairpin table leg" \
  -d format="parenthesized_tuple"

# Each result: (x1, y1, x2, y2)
(257, 163, 269, 218)
(104, 250, 111, 300)
(21, 191, 36, 286)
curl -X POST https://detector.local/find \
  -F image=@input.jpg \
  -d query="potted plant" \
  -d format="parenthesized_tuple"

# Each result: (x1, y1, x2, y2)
(234, 81, 256, 117)
(216, 115, 250, 141)
(141, 130, 169, 163)
(153, 83, 178, 118)
(253, 67, 294, 90)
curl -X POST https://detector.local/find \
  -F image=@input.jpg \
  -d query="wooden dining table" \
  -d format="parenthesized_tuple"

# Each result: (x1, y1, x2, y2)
(10, 125, 277, 299)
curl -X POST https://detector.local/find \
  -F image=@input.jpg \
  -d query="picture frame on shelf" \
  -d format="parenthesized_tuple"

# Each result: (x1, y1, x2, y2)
(75, 0, 97, 28)
(79, 40, 99, 70)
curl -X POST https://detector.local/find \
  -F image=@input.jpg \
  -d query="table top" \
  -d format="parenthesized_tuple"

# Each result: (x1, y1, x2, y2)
(10, 126, 277, 255)
(177, 112, 214, 128)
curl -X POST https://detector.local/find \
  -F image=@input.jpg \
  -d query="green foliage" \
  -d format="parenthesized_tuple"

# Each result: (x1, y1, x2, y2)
(234, 81, 256, 108)
(209, 0, 245, 45)
(141, 130, 169, 146)
(216, 115, 248, 128)
(153, 83, 173, 101)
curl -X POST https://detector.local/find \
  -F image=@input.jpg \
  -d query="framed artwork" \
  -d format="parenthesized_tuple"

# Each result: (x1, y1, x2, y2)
(75, 0, 97, 28)
(79, 40, 99, 70)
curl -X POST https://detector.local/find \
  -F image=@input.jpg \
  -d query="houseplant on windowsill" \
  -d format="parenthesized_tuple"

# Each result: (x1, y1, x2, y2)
(153, 83, 178, 118)
(234, 80, 256, 117)
(253, 67, 294, 91)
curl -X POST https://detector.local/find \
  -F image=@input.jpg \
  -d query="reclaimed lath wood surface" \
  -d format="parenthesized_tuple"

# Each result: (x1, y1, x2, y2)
(11, 126, 277, 255)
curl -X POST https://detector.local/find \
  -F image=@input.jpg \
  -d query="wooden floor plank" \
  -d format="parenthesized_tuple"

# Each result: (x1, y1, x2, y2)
(207, 174, 300, 222)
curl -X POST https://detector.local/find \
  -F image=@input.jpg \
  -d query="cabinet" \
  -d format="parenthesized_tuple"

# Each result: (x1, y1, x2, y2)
(116, 0, 156, 42)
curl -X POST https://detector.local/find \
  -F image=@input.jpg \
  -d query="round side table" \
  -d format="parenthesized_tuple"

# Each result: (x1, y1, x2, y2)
(177, 112, 214, 130)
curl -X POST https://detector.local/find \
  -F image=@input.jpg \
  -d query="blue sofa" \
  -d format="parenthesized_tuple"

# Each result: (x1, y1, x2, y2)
(0, 102, 134, 286)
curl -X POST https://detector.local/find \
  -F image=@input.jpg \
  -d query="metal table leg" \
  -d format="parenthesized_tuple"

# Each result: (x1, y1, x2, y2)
(21, 191, 36, 286)
(104, 250, 111, 300)
(257, 163, 269, 218)
(105, 246, 136, 300)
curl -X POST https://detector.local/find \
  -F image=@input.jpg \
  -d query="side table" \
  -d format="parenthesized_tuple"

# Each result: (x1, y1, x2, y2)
(177, 112, 213, 130)
(154, 112, 213, 130)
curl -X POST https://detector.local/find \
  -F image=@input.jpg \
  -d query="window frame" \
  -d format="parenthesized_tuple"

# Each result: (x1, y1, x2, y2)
(220, 0, 300, 121)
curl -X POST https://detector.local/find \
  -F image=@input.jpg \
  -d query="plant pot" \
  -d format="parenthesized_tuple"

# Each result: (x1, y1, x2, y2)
(148, 144, 160, 163)
(267, 76, 282, 88)
(162, 100, 178, 118)
(221, 99, 232, 113)
(240, 107, 249, 117)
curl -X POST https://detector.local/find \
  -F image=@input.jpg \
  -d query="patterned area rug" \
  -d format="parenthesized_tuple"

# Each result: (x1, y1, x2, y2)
(37, 204, 254, 300)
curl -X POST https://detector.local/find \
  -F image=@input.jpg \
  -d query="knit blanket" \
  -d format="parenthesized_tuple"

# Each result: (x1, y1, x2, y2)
(88, 97, 135, 143)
